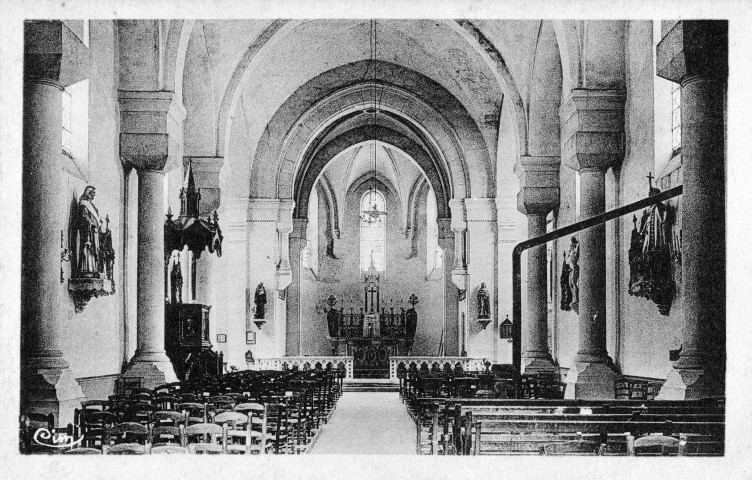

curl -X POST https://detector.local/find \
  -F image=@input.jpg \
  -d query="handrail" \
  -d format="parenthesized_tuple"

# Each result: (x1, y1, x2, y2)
(511, 185, 683, 378)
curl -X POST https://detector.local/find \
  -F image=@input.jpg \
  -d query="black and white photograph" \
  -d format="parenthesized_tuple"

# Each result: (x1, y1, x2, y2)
(2, 0, 751, 478)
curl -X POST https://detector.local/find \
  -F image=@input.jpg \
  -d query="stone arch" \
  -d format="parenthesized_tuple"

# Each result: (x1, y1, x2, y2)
(254, 73, 493, 204)
(551, 20, 583, 96)
(293, 124, 449, 220)
(345, 173, 402, 223)
(405, 176, 428, 236)
(528, 20, 563, 156)
(315, 174, 340, 239)
(216, 20, 304, 157)
(450, 20, 529, 157)
(164, 19, 195, 104)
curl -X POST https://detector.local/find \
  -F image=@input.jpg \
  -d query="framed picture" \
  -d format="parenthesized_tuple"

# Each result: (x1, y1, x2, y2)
(216, 333, 227, 343)
(246, 331, 256, 344)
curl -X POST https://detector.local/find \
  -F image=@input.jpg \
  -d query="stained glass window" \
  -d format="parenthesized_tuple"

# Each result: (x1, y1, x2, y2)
(360, 190, 386, 272)
(671, 83, 681, 154)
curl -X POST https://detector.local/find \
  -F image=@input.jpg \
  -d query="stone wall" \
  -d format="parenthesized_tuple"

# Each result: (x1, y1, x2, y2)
(59, 21, 126, 380)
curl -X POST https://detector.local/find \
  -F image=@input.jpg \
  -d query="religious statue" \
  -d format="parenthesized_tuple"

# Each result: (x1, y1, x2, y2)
(254, 283, 267, 319)
(560, 250, 573, 311)
(406, 294, 419, 339)
(98, 215, 115, 281)
(628, 174, 675, 315)
(567, 236, 580, 311)
(170, 253, 183, 304)
(76, 186, 102, 277)
(326, 295, 340, 337)
(477, 282, 490, 319)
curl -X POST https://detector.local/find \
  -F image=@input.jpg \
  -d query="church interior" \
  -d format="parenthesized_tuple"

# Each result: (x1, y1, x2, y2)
(16, 18, 731, 458)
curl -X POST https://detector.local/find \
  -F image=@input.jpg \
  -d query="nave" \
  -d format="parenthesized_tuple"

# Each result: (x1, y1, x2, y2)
(310, 392, 416, 455)
(15, 16, 732, 467)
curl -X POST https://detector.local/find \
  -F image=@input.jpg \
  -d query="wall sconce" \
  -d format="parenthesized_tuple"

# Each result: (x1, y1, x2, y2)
(500, 314, 513, 342)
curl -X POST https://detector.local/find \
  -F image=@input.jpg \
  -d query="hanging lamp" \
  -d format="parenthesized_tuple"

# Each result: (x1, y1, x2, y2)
(360, 19, 387, 226)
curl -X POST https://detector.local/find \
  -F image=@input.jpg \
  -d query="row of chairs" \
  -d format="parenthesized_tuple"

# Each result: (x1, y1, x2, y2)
(21, 369, 341, 454)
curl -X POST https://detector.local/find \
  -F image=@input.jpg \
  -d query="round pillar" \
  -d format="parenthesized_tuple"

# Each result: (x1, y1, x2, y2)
(124, 169, 177, 387)
(21, 78, 84, 424)
(575, 168, 609, 362)
(522, 213, 556, 373)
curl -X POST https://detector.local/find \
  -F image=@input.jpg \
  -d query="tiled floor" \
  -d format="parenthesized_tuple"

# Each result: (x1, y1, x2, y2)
(310, 392, 417, 455)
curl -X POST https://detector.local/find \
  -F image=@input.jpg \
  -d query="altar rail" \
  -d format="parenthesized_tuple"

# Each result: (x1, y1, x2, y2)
(257, 356, 354, 379)
(389, 357, 487, 380)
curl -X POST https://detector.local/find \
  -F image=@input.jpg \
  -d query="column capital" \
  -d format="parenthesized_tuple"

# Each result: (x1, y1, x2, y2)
(656, 20, 728, 85)
(514, 156, 561, 215)
(291, 218, 308, 241)
(24, 20, 89, 86)
(560, 88, 625, 172)
(119, 90, 186, 172)
(448, 198, 467, 233)
(437, 217, 453, 240)
(464, 198, 497, 224)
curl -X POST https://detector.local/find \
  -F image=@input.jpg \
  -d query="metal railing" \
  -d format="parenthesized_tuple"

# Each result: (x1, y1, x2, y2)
(511, 185, 683, 375)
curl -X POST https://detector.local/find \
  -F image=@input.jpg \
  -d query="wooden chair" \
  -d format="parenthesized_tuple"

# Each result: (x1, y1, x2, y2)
(151, 425, 183, 446)
(154, 395, 180, 411)
(628, 434, 683, 456)
(104, 422, 149, 455)
(152, 411, 186, 427)
(177, 402, 207, 425)
(264, 403, 289, 454)
(183, 423, 224, 454)
(62, 447, 102, 455)
(235, 403, 268, 454)
(78, 411, 118, 449)
(215, 411, 251, 454)
(151, 444, 188, 455)
(541, 440, 605, 456)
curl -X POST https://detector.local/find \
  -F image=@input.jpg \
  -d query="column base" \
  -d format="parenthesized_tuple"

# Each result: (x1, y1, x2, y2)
(123, 351, 177, 390)
(656, 368, 713, 400)
(522, 353, 558, 375)
(21, 367, 85, 426)
(564, 360, 619, 399)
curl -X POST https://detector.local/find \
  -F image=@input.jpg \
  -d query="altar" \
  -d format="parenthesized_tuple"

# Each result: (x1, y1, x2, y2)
(325, 261, 418, 378)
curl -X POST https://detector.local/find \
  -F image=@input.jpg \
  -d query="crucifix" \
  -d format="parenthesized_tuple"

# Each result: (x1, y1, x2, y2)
(365, 279, 379, 313)
(646, 172, 654, 190)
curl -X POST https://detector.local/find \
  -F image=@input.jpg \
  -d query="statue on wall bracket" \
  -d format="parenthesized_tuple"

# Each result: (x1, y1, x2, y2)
(628, 173, 675, 315)
(68, 186, 115, 313)
(477, 283, 491, 329)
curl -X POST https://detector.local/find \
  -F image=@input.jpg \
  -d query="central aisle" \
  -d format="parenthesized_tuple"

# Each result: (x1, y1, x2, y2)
(310, 392, 417, 455)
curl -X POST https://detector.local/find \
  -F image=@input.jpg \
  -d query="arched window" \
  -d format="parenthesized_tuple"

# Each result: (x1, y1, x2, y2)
(360, 190, 386, 272)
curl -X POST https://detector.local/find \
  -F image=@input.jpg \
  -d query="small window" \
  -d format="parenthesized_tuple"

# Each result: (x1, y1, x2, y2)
(671, 83, 681, 155)
(61, 88, 72, 159)
(360, 190, 386, 272)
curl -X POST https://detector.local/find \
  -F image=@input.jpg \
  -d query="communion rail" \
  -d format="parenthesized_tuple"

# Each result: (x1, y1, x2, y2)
(511, 185, 684, 378)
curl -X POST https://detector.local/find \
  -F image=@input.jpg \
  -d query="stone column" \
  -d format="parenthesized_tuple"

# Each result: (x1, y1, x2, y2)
(656, 21, 727, 399)
(464, 198, 497, 358)
(561, 89, 624, 399)
(438, 218, 459, 355)
(515, 156, 560, 374)
(274, 200, 295, 355)
(449, 199, 469, 355)
(120, 90, 185, 388)
(22, 77, 86, 426)
(21, 21, 87, 426)
(124, 169, 177, 386)
(287, 218, 307, 355)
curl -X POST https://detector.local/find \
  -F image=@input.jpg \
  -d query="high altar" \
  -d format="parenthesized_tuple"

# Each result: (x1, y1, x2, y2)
(326, 261, 418, 378)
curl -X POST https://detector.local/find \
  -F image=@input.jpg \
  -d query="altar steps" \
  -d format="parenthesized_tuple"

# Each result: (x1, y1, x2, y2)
(343, 379, 400, 392)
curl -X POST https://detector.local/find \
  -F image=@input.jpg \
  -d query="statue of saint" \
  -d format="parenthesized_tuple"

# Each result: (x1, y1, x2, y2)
(567, 237, 580, 309)
(254, 283, 267, 319)
(170, 253, 183, 304)
(76, 186, 101, 277)
(99, 214, 115, 280)
(477, 282, 490, 319)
